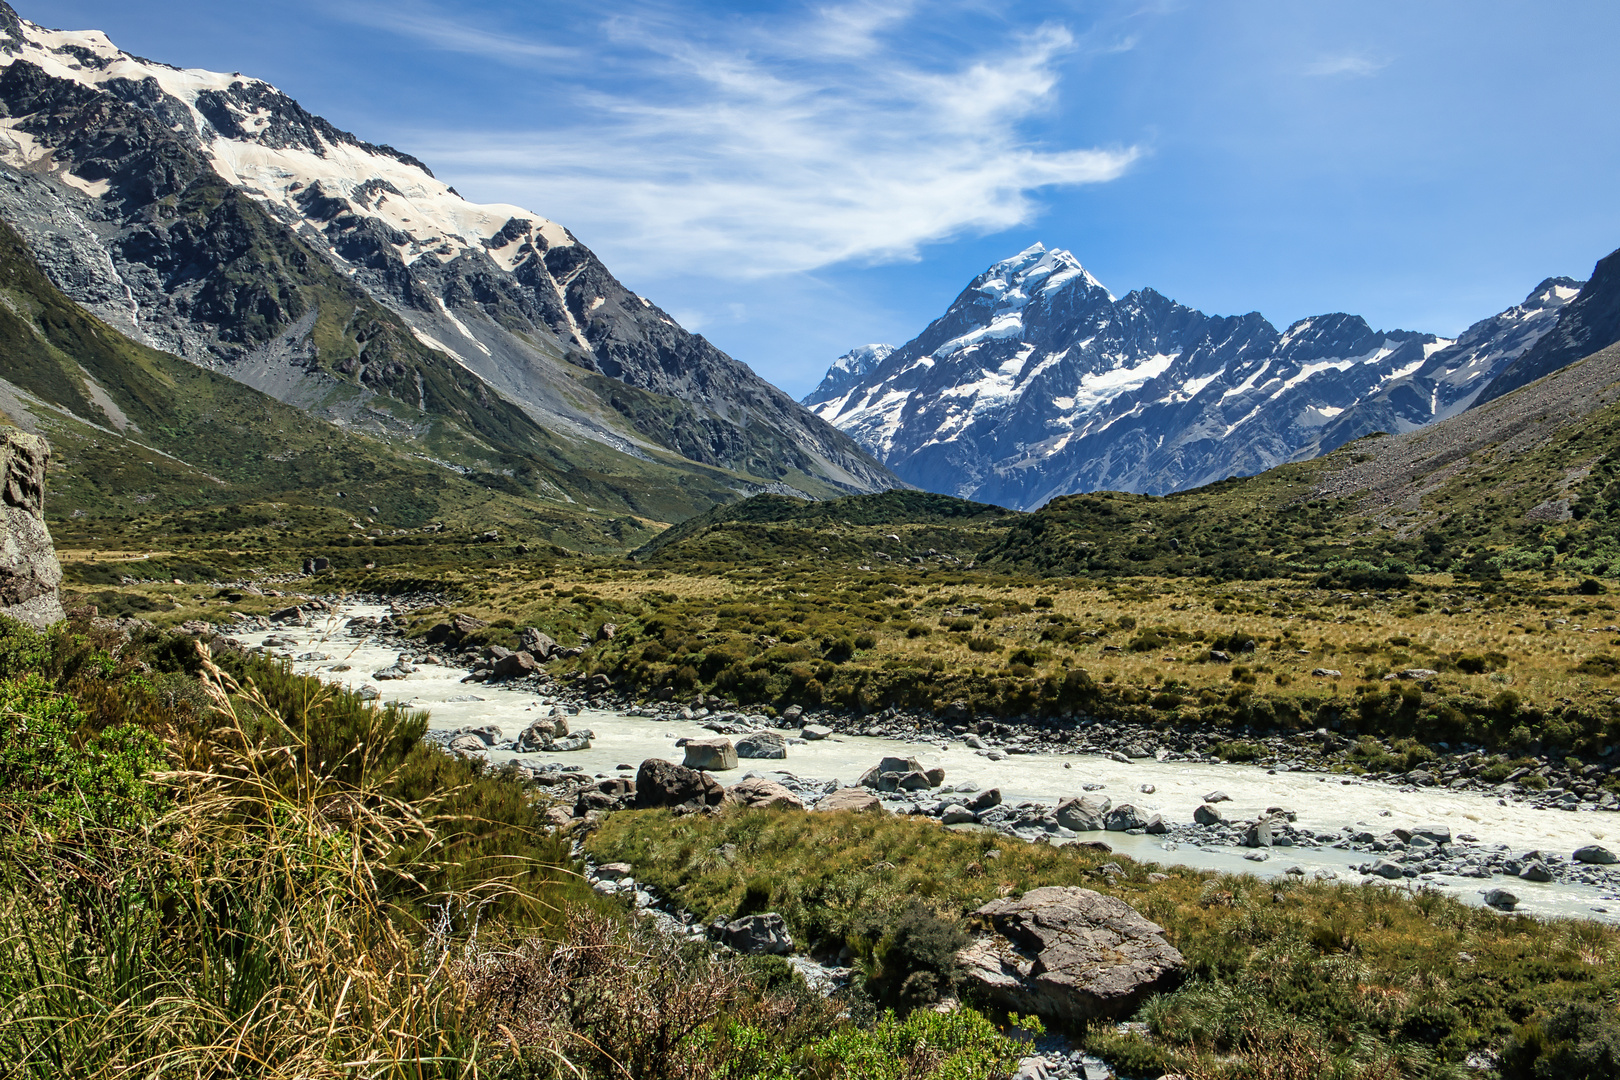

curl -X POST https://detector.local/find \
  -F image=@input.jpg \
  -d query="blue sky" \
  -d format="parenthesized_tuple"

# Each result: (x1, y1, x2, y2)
(42, 0, 1620, 397)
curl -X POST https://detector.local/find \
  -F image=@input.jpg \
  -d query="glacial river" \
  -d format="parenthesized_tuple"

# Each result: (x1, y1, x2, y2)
(239, 605, 1620, 924)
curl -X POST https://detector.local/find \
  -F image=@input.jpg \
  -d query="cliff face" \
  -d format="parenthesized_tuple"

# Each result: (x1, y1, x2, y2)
(0, 429, 62, 628)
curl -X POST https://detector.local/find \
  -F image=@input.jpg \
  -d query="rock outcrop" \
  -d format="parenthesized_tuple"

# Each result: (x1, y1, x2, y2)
(957, 886, 1184, 1022)
(0, 431, 62, 628)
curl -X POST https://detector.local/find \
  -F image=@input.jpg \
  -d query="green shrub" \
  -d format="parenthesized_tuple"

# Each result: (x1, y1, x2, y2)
(854, 900, 968, 1010)
(965, 636, 1001, 654)
(1501, 1001, 1620, 1079)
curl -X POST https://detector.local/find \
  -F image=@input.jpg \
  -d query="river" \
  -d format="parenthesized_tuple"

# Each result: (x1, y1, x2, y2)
(237, 604, 1620, 924)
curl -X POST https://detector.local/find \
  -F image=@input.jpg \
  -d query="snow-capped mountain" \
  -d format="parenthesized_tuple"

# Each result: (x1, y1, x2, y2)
(805, 243, 1580, 508)
(0, 2, 895, 502)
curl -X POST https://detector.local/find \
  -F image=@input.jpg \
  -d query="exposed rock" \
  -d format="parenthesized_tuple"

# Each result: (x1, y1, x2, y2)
(1055, 798, 1104, 832)
(683, 737, 739, 771)
(721, 913, 793, 956)
(426, 613, 488, 646)
(516, 714, 570, 752)
(1193, 803, 1225, 826)
(958, 887, 1185, 1022)
(490, 650, 541, 680)
(735, 731, 788, 759)
(800, 724, 833, 741)
(447, 734, 486, 755)
(730, 777, 804, 810)
(1574, 844, 1618, 865)
(966, 788, 1003, 813)
(942, 804, 977, 825)
(519, 628, 558, 659)
(0, 433, 63, 628)
(1518, 861, 1553, 882)
(1104, 804, 1147, 832)
(814, 788, 883, 813)
(1203, 791, 1231, 804)
(1483, 888, 1519, 911)
(634, 758, 726, 810)
(1369, 859, 1406, 880)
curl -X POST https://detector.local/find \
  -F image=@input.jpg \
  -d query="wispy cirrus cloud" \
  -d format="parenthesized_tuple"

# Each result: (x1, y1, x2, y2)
(335, 1, 1140, 278)
(1304, 53, 1392, 77)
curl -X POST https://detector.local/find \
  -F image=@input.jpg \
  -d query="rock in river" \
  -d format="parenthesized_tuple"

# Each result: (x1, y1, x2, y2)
(958, 887, 1185, 1022)
(683, 737, 739, 771)
(735, 731, 788, 759)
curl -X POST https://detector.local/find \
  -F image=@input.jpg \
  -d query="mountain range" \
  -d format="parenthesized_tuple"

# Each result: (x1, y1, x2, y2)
(806, 242, 1619, 510)
(0, 0, 896, 530)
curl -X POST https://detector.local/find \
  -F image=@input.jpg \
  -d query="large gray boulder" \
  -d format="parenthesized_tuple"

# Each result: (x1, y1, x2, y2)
(519, 627, 558, 659)
(490, 651, 541, 680)
(1105, 804, 1147, 832)
(1055, 797, 1105, 832)
(683, 737, 739, 771)
(720, 912, 793, 955)
(814, 788, 883, 813)
(634, 758, 726, 810)
(1574, 844, 1618, 865)
(958, 887, 1185, 1022)
(0, 432, 63, 628)
(735, 731, 788, 759)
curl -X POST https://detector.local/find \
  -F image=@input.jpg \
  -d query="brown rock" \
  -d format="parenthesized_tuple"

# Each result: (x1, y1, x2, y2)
(519, 627, 558, 659)
(813, 788, 883, 813)
(490, 650, 541, 680)
(1, 436, 67, 628)
(634, 758, 727, 810)
(682, 737, 739, 771)
(730, 777, 805, 810)
(958, 886, 1184, 1022)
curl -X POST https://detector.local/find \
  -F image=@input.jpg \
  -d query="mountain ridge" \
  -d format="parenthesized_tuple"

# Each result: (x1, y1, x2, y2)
(807, 242, 1581, 508)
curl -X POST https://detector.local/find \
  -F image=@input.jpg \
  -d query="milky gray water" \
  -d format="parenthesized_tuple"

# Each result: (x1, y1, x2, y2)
(240, 605, 1620, 924)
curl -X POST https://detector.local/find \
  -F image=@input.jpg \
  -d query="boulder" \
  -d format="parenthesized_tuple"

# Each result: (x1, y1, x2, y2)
(941, 804, 977, 825)
(1193, 803, 1225, 826)
(490, 651, 541, 680)
(633, 758, 726, 810)
(721, 913, 793, 955)
(1369, 859, 1406, 880)
(683, 738, 739, 771)
(519, 628, 558, 659)
(1573, 844, 1618, 865)
(735, 731, 788, 759)
(814, 788, 883, 813)
(924, 767, 947, 787)
(781, 705, 804, 724)
(596, 623, 618, 642)
(730, 777, 804, 810)
(1311, 668, 1342, 678)
(447, 734, 486, 755)
(1105, 804, 1147, 832)
(426, 613, 488, 646)
(1518, 861, 1553, 883)
(1, 434, 72, 628)
(516, 715, 569, 752)
(1483, 888, 1519, 911)
(549, 733, 593, 752)
(1203, 790, 1232, 804)
(1055, 798, 1105, 832)
(800, 723, 832, 740)
(878, 755, 925, 776)
(1143, 814, 1169, 835)
(966, 788, 1003, 813)
(957, 887, 1185, 1022)
(897, 770, 932, 791)
(1243, 816, 1282, 848)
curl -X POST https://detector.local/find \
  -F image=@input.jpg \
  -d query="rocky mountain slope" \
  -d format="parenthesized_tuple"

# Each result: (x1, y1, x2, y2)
(1472, 244, 1620, 408)
(806, 244, 1580, 508)
(0, 1, 895, 513)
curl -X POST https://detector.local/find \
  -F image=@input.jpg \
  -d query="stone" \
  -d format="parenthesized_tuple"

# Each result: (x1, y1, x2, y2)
(735, 731, 788, 759)
(1056, 798, 1105, 832)
(633, 759, 726, 810)
(781, 705, 804, 723)
(1407, 824, 1452, 846)
(519, 627, 558, 659)
(549, 733, 593, 752)
(596, 862, 635, 881)
(1483, 888, 1518, 911)
(596, 623, 618, 642)
(490, 651, 541, 680)
(966, 788, 1003, 813)
(730, 777, 804, 810)
(925, 767, 947, 787)
(1369, 859, 1406, 880)
(815, 788, 883, 813)
(897, 770, 932, 791)
(682, 737, 739, 771)
(1518, 861, 1553, 882)
(1243, 817, 1278, 848)
(721, 912, 793, 955)
(958, 887, 1185, 1022)
(1193, 803, 1225, 826)
(1311, 668, 1342, 678)
(942, 804, 977, 825)
(1105, 804, 1147, 832)
(1203, 790, 1231, 804)
(447, 734, 486, 755)
(800, 723, 833, 740)
(1398, 668, 1439, 681)
(1574, 844, 1618, 865)
(425, 613, 488, 646)
(516, 715, 569, 752)
(1143, 814, 1169, 835)
(877, 755, 925, 776)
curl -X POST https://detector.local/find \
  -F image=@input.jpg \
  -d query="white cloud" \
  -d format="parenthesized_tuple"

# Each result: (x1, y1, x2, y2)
(348, 2, 1140, 279)
(1304, 53, 1392, 77)
(332, 2, 578, 64)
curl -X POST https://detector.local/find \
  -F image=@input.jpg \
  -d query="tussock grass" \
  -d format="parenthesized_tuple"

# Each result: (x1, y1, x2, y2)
(589, 806, 1620, 1076)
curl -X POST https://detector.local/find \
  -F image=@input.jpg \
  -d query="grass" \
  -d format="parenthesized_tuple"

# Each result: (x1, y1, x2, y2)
(587, 806, 1620, 1077)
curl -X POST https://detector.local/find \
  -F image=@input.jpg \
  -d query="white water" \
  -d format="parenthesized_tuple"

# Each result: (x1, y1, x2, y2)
(239, 606, 1620, 924)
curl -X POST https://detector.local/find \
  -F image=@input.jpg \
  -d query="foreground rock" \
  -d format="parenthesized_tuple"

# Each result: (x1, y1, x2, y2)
(958, 886, 1185, 1022)
(730, 777, 805, 810)
(716, 912, 793, 955)
(634, 759, 726, 811)
(0, 431, 63, 628)
(814, 788, 883, 813)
